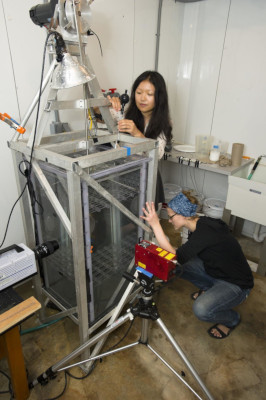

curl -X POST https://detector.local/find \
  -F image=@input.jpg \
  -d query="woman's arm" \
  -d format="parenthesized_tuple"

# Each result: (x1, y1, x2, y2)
(140, 202, 176, 254)
(157, 133, 167, 160)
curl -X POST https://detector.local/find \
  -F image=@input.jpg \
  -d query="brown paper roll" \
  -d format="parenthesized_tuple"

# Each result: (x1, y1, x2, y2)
(231, 143, 244, 166)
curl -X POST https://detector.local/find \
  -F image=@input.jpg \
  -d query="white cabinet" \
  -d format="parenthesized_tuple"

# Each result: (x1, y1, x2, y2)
(226, 163, 266, 225)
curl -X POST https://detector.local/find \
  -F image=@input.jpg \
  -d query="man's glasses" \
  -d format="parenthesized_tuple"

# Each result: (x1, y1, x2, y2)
(168, 213, 177, 220)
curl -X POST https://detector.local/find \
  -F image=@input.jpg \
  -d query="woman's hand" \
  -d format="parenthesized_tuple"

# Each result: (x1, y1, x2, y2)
(107, 95, 121, 111)
(140, 202, 160, 229)
(141, 202, 176, 254)
(118, 119, 144, 137)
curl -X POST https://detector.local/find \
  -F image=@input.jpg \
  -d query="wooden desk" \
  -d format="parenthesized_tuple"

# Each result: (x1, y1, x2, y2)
(0, 296, 41, 400)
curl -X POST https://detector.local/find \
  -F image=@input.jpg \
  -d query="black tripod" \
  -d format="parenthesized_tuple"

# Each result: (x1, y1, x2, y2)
(30, 270, 214, 400)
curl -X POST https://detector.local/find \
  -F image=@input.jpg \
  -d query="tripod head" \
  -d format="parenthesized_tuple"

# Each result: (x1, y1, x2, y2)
(123, 267, 155, 297)
(123, 268, 159, 321)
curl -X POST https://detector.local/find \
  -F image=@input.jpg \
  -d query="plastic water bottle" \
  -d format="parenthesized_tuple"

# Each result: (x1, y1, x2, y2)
(209, 145, 220, 162)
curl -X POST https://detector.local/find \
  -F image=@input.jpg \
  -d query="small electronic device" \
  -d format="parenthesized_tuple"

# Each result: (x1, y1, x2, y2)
(0, 244, 37, 291)
(135, 240, 177, 281)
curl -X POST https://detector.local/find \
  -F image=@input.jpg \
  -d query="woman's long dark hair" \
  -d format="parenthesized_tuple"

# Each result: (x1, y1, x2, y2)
(125, 71, 172, 142)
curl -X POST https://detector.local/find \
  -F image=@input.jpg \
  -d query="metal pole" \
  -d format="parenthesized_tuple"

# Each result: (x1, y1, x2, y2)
(12, 60, 56, 142)
(155, 0, 163, 71)
(156, 318, 215, 400)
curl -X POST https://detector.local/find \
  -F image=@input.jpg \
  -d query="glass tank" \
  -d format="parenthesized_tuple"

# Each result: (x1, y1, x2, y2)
(33, 154, 148, 325)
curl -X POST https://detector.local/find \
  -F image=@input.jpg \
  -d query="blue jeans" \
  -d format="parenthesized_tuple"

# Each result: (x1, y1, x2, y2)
(176, 257, 251, 328)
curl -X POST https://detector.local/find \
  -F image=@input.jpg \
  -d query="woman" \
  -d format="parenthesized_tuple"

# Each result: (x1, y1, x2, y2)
(109, 70, 172, 205)
(140, 193, 254, 339)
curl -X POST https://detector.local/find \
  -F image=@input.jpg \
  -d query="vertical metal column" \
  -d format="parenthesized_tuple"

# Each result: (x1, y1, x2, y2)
(146, 148, 158, 203)
(145, 147, 158, 241)
(138, 161, 148, 239)
(81, 181, 95, 322)
(67, 171, 89, 353)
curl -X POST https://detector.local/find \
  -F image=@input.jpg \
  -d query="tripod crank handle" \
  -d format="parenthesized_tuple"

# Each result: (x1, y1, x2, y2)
(123, 271, 137, 283)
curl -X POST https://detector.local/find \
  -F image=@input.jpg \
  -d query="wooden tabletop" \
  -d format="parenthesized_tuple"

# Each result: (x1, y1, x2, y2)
(0, 296, 41, 334)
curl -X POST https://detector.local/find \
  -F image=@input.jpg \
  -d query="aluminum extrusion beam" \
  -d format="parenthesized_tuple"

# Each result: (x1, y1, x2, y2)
(67, 170, 90, 350)
(46, 97, 110, 110)
(27, 88, 59, 149)
(12, 60, 56, 142)
(77, 167, 152, 234)
(32, 161, 72, 238)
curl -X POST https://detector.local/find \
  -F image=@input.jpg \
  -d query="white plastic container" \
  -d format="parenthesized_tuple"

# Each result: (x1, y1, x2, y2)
(209, 145, 220, 162)
(195, 135, 213, 159)
(203, 198, 226, 219)
(164, 183, 182, 204)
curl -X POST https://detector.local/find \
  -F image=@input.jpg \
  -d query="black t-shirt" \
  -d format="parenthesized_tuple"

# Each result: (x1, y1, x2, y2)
(176, 217, 254, 289)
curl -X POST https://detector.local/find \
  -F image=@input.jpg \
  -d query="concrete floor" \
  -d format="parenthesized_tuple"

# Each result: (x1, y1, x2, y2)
(0, 226, 265, 400)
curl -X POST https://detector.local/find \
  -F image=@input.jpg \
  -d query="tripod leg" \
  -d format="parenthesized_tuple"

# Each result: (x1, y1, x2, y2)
(147, 345, 204, 400)
(82, 270, 139, 371)
(30, 312, 133, 388)
(156, 318, 214, 400)
(58, 341, 139, 372)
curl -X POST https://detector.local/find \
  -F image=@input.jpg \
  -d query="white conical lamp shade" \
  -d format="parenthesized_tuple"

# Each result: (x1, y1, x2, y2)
(51, 53, 95, 89)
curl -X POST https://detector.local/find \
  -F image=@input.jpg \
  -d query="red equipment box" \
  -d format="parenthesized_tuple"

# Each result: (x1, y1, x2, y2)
(135, 240, 176, 281)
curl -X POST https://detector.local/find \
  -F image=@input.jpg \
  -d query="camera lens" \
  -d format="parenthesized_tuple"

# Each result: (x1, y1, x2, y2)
(34, 240, 59, 260)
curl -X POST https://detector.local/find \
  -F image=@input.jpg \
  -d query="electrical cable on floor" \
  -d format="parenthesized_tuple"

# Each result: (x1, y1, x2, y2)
(105, 318, 135, 353)
(66, 361, 97, 380)
(65, 318, 135, 382)
(38, 319, 136, 399)
(44, 371, 68, 400)
(0, 370, 13, 398)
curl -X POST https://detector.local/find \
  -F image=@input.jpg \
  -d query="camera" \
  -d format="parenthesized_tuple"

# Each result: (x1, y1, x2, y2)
(135, 240, 177, 282)
(29, 0, 57, 27)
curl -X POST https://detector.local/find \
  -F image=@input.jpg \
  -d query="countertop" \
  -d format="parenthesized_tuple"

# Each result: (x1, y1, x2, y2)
(163, 147, 254, 176)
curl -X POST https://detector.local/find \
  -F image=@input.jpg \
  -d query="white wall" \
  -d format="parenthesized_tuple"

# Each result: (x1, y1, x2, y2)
(87, 0, 158, 95)
(1, 0, 266, 247)
(166, 0, 266, 159)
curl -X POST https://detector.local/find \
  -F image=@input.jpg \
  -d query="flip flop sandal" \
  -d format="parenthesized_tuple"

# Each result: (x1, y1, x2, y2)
(207, 321, 240, 339)
(190, 289, 204, 301)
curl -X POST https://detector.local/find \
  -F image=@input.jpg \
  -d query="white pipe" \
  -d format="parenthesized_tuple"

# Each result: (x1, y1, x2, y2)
(253, 223, 266, 243)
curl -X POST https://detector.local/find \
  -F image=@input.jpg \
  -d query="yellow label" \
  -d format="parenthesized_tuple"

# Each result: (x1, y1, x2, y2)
(165, 253, 175, 260)
(156, 247, 162, 252)
(159, 250, 167, 257)
(138, 261, 146, 269)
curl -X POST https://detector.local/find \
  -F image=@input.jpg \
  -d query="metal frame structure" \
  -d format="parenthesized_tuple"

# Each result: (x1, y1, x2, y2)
(8, 2, 159, 353)
(9, 123, 158, 347)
